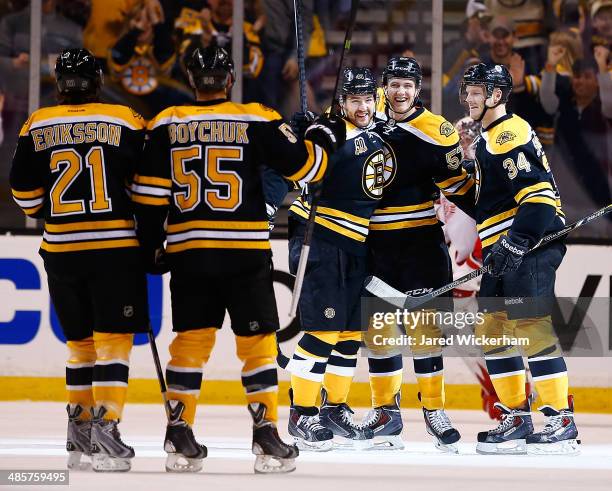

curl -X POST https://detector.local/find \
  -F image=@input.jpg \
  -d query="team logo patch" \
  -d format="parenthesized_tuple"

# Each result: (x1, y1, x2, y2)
(123, 306, 134, 318)
(324, 308, 336, 319)
(354, 136, 368, 155)
(496, 131, 516, 145)
(362, 145, 396, 199)
(439, 121, 455, 137)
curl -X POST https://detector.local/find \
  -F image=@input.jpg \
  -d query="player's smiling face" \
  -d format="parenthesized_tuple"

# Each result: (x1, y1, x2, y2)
(465, 85, 486, 120)
(343, 94, 375, 128)
(386, 77, 417, 113)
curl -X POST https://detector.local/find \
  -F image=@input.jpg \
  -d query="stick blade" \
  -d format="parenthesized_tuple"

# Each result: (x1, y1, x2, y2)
(364, 275, 407, 308)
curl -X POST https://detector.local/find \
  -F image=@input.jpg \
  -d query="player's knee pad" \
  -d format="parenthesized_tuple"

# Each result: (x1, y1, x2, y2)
(408, 314, 443, 356)
(235, 332, 277, 364)
(295, 331, 339, 360)
(513, 316, 561, 357)
(329, 331, 360, 373)
(169, 327, 217, 367)
(67, 337, 96, 364)
(93, 332, 133, 362)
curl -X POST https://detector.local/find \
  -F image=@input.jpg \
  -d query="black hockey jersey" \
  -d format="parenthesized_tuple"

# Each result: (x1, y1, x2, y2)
(289, 120, 396, 255)
(132, 99, 327, 274)
(473, 113, 565, 251)
(9, 103, 146, 273)
(369, 106, 474, 249)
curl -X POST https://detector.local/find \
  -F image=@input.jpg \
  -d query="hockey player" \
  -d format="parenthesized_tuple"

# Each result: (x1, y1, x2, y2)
(460, 62, 579, 455)
(9, 48, 149, 472)
(131, 46, 336, 473)
(284, 67, 394, 451)
(357, 56, 473, 452)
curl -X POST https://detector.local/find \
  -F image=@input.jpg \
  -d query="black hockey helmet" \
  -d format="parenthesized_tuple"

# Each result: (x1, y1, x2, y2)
(55, 48, 103, 98)
(186, 45, 235, 92)
(460, 62, 512, 104)
(382, 56, 422, 87)
(340, 67, 377, 97)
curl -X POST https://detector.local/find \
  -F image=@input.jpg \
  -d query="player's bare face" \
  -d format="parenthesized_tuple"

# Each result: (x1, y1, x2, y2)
(386, 78, 417, 114)
(465, 85, 486, 120)
(343, 94, 375, 128)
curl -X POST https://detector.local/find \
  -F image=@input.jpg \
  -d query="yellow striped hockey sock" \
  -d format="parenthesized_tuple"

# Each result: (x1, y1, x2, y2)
(414, 354, 445, 410)
(528, 355, 569, 410)
(236, 333, 279, 423)
(368, 355, 403, 407)
(66, 337, 96, 420)
(166, 328, 216, 426)
(323, 331, 360, 404)
(92, 332, 133, 421)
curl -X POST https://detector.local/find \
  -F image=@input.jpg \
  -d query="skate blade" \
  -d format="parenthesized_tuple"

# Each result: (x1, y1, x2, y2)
(67, 451, 91, 471)
(254, 455, 296, 474)
(476, 440, 527, 455)
(165, 453, 204, 473)
(433, 439, 459, 454)
(332, 436, 373, 451)
(293, 437, 333, 452)
(527, 440, 581, 456)
(92, 454, 131, 472)
(366, 435, 405, 451)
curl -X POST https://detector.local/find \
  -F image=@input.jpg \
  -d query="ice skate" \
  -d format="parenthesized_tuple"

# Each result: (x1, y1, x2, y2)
(249, 402, 298, 473)
(319, 388, 373, 450)
(423, 407, 461, 453)
(164, 400, 207, 473)
(527, 396, 580, 455)
(362, 392, 404, 450)
(476, 399, 533, 455)
(90, 406, 134, 472)
(66, 403, 92, 470)
(288, 389, 333, 451)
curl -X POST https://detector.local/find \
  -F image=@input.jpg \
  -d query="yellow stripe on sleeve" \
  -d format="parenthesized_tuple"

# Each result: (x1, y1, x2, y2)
(286, 140, 316, 182)
(12, 188, 45, 199)
(514, 182, 553, 204)
(134, 175, 172, 188)
(131, 195, 170, 206)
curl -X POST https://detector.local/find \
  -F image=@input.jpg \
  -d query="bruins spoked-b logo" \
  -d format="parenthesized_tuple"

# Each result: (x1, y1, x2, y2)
(439, 121, 455, 137)
(496, 130, 516, 145)
(362, 144, 396, 199)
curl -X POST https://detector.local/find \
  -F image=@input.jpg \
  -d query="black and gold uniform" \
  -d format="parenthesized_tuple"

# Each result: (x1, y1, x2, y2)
(462, 64, 573, 441)
(132, 97, 327, 425)
(10, 49, 149, 427)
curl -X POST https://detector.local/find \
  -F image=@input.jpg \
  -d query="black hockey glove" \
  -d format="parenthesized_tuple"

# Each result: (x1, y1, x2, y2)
(484, 234, 529, 277)
(304, 115, 346, 154)
(461, 159, 475, 173)
(143, 247, 170, 275)
(290, 111, 316, 138)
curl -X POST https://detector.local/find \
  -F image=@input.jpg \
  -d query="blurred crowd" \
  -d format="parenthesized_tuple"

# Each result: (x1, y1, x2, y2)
(0, 0, 610, 231)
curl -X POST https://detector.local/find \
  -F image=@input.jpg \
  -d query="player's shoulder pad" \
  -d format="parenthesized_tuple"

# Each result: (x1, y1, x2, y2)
(483, 114, 531, 155)
(402, 108, 459, 146)
(344, 119, 368, 141)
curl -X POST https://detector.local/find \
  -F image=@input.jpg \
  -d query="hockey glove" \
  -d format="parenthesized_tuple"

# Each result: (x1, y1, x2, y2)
(290, 111, 316, 138)
(144, 247, 170, 275)
(484, 234, 529, 277)
(266, 202, 278, 231)
(461, 158, 475, 173)
(304, 115, 346, 154)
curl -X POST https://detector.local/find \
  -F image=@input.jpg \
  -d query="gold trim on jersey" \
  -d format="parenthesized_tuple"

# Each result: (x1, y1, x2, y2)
(20, 103, 145, 136)
(148, 102, 282, 130)
(285, 140, 328, 185)
(477, 207, 518, 248)
(165, 220, 270, 253)
(131, 174, 172, 207)
(41, 238, 139, 253)
(435, 168, 474, 196)
(514, 182, 557, 207)
(289, 197, 369, 242)
(369, 201, 438, 231)
(393, 109, 460, 147)
(45, 219, 135, 233)
(11, 187, 45, 215)
(482, 114, 532, 155)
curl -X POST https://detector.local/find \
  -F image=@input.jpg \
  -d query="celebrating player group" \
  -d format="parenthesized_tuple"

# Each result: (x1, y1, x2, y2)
(9, 8, 589, 473)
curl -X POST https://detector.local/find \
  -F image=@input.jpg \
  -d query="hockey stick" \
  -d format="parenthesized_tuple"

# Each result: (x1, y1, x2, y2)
(147, 324, 170, 420)
(365, 204, 612, 310)
(293, 0, 307, 113)
(289, 0, 360, 318)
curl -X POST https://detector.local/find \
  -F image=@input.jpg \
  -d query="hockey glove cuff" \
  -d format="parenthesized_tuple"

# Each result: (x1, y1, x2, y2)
(143, 247, 170, 275)
(304, 115, 346, 154)
(290, 111, 316, 138)
(484, 234, 529, 277)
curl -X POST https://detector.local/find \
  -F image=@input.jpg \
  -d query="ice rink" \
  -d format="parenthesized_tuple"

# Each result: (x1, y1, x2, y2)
(1, 402, 611, 491)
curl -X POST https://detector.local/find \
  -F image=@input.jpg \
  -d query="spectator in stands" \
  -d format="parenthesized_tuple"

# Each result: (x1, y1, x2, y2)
(109, 0, 191, 118)
(541, 55, 612, 211)
(586, 0, 612, 53)
(83, 0, 141, 72)
(161, 0, 208, 43)
(443, 0, 491, 121)
(0, 0, 82, 178)
(178, 0, 264, 101)
(485, 0, 553, 73)
(258, 0, 313, 113)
